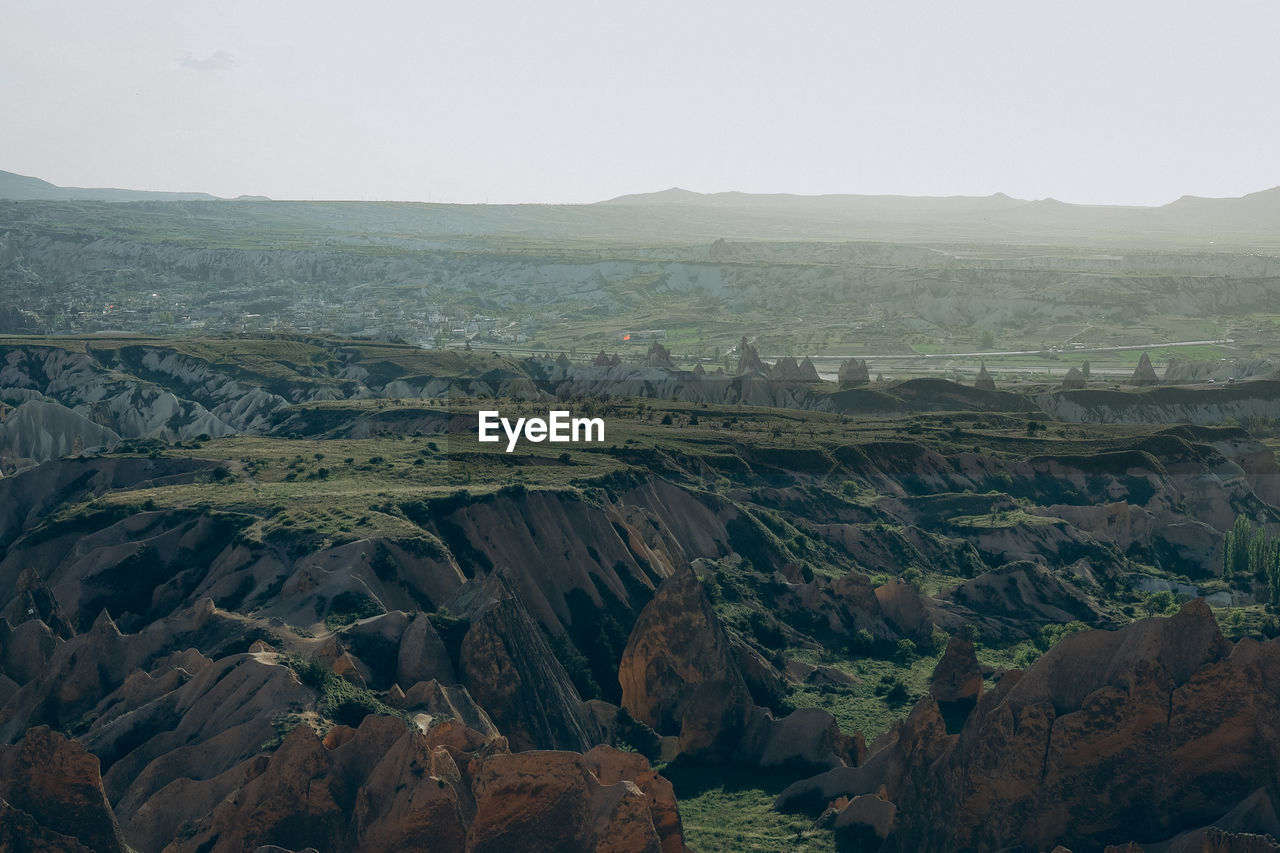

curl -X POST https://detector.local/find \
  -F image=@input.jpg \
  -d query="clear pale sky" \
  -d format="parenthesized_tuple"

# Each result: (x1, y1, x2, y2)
(4, 1, 1278, 205)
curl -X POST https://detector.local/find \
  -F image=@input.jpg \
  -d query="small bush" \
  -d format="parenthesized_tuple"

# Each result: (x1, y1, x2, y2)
(324, 591, 384, 630)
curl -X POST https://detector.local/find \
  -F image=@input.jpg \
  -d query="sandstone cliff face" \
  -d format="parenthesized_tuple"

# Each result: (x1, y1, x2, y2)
(0, 726, 128, 853)
(162, 715, 686, 853)
(928, 634, 982, 707)
(460, 598, 602, 752)
(1039, 382, 1280, 427)
(468, 750, 663, 853)
(942, 559, 1111, 637)
(618, 564, 756, 761)
(0, 399, 121, 466)
(779, 601, 1280, 853)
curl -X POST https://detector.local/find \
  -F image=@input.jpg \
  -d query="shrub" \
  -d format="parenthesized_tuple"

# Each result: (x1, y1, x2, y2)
(1143, 590, 1176, 616)
(323, 591, 384, 630)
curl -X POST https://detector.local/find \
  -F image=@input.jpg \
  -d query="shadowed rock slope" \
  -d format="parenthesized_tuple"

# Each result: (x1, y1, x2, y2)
(779, 601, 1280, 853)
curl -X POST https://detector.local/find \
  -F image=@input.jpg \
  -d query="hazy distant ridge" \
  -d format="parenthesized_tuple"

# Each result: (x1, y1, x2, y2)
(0, 169, 217, 202)
(3, 168, 1280, 246)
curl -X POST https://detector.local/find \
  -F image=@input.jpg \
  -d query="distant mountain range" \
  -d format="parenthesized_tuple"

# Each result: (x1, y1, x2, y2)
(0, 170, 219, 202)
(601, 183, 1280, 220)
(597, 185, 1280, 247)
(3, 168, 1279, 248)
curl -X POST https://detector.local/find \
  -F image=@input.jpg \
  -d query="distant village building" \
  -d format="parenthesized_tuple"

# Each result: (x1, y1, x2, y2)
(620, 329, 666, 343)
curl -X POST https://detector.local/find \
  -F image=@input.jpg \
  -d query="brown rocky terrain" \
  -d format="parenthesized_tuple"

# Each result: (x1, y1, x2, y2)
(779, 601, 1280, 853)
(3, 340, 1280, 849)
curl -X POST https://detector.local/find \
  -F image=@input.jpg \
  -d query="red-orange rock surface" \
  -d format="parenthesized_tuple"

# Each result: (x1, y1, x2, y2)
(0, 726, 128, 853)
(618, 564, 756, 761)
(782, 601, 1280, 853)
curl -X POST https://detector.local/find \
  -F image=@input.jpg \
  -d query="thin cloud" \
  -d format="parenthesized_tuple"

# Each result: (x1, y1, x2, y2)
(177, 50, 234, 72)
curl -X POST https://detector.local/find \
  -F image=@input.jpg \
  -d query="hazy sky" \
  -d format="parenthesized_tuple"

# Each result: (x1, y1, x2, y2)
(4, 1, 1278, 205)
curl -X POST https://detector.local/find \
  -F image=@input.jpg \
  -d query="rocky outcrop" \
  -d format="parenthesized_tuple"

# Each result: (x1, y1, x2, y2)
(775, 697, 949, 813)
(0, 726, 128, 853)
(460, 598, 601, 752)
(0, 399, 121, 468)
(618, 565, 756, 761)
(974, 361, 996, 391)
(1039, 382, 1280, 426)
(168, 717, 470, 853)
(1061, 366, 1086, 389)
(736, 337, 767, 377)
(167, 715, 685, 853)
(583, 745, 688, 853)
(874, 580, 935, 642)
(396, 680, 501, 739)
(744, 706, 862, 772)
(780, 600, 1280, 853)
(1106, 826, 1280, 852)
(1164, 357, 1276, 385)
(838, 358, 870, 387)
(771, 356, 820, 382)
(394, 612, 457, 688)
(942, 560, 1111, 637)
(0, 797, 97, 852)
(793, 570, 932, 644)
(645, 342, 675, 370)
(1133, 351, 1161, 386)
(468, 750, 667, 853)
(928, 634, 982, 707)
(834, 792, 897, 843)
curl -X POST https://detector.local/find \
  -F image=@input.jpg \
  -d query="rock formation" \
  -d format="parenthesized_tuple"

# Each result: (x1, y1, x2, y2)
(942, 560, 1111, 638)
(0, 726, 128, 853)
(838, 358, 871, 387)
(780, 600, 1280, 853)
(0, 399, 121, 467)
(735, 336, 768, 377)
(928, 634, 982, 708)
(771, 356, 820, 382)
(645, 341, 675, 370)
(1132, 350, 1161, 386)
(619, 565, 756, 761)
(166, 716, 686, 853)
(974, 361, 996, 391)
(468, 749, 674, 853)
(1061, 366, 1086, 389)
(460, 598, 601, 752)
(583, 745, 687, 853)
